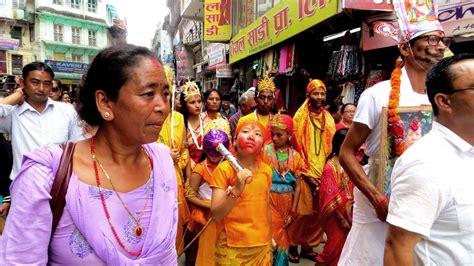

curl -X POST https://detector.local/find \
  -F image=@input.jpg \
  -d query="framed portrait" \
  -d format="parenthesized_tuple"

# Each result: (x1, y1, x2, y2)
(377, 106, 434, 195)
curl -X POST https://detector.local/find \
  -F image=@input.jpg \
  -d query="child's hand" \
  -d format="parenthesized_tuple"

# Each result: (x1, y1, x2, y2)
(236, 168, 252, 190)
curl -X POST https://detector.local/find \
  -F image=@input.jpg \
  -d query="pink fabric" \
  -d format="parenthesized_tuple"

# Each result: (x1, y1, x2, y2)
(0, 143, 178, 265)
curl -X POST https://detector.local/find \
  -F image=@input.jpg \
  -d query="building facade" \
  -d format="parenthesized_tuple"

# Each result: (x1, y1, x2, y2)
(0, 0, 35, 92)
(34, 0, 108, 87)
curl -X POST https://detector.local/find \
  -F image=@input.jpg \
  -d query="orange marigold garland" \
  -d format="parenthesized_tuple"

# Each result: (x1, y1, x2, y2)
(387, 63, 405, 157)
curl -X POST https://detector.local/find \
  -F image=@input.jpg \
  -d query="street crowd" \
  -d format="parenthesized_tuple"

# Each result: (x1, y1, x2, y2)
(0, 1, 473, 265)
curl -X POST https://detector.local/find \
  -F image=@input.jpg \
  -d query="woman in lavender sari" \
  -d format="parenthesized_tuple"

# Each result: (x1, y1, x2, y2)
(0, 45, 178, 264)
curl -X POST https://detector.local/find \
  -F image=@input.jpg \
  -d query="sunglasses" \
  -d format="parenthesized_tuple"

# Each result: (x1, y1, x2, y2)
(52, 87, 60, 92)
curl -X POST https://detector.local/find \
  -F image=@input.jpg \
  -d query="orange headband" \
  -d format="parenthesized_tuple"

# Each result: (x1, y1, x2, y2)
(306, 79, 326, 95)
(235, 116, 266, 141)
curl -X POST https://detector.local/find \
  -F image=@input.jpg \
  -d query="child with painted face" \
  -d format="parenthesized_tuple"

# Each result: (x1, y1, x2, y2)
(184, 122, 231, 266)
(263, 113, 306, 265)
(210, 117, 273, 265)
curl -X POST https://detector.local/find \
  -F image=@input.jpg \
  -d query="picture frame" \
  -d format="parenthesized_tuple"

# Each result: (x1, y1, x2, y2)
(377, 106, 434, 195)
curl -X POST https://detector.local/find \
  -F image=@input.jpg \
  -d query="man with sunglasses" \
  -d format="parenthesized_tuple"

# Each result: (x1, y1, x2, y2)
(229, 89, 256, 137)
(385, 53, 474, 265)
(339, 1, 451, 264)
(0, 62, 83, 185)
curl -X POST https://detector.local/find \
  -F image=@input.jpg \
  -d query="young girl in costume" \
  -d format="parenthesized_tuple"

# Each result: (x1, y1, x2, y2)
(263, 113, 306, 266)
(316, 128, 354, 266)
(185, 120, 231, 266)
(210, 117, 273, 265)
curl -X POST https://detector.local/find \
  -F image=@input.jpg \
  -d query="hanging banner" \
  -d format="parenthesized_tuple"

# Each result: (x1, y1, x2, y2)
(204, 0, 232, 42)
(216, 64, 233, 78)
(438, 1, 474, 37)
(343, 0, 393, 11)
(362, 0, 474, 50)
(207, 43, 227, 69)
(229, 0, 338, 64)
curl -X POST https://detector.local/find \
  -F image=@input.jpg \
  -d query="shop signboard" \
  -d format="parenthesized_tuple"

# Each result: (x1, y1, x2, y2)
(216, 64, 233, 78)
(207, 43, 227, 69)
(438, 0, 474, 37)
(362, 0, 474, 50)
(45, 60, 89, 74)
(0, 38, 19, 51)
(343, 0, 393, 11)
(204, 0, 232, 42)
(229, 0, 338, 64)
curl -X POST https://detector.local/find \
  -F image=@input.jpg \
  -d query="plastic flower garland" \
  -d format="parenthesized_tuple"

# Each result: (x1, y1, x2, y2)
(388, 61, 405, 157)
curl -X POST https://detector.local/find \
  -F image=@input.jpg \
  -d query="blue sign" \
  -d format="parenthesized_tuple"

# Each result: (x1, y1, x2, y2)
(0, 38, 19, 51)
(45, 60, 89, 74)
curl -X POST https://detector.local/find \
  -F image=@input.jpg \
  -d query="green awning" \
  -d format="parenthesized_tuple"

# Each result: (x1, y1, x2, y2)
(54, 72, 83, 80)
(42, 40, 102, 55)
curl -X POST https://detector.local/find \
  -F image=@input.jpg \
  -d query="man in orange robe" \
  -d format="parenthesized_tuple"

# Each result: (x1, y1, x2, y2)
(289, 79, 336, 262)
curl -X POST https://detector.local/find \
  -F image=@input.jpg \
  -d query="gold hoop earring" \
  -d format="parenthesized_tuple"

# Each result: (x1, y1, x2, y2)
(104, 111, 110, 118)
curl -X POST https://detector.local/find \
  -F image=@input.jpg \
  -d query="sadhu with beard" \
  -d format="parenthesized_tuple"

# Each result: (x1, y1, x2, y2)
(338, 0, 452, 264)
(289, 79, 336, 263)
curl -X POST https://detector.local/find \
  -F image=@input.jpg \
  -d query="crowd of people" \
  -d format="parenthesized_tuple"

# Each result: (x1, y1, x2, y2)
(0, 0, 472, 264)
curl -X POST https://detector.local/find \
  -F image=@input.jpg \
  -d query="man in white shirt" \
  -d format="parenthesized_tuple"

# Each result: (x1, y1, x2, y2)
(384, 54, 474, 265)
(338, 1, 450, 264)
(0, 61, 83, 182)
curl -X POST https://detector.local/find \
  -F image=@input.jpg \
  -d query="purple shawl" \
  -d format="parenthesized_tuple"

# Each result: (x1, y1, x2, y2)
(0, 142, 178, 265)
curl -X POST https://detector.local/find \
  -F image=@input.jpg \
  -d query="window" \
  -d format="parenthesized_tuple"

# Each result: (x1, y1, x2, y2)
(0, 51, 6, 74)
(12, 0, 25, 9)
(0, 0, 6, 5)
(53, 52, 65, 61)
(10, 26, 22, 47)
(54, 24, 63, 42)
(88, 30, 96, 46)
(87, 0, 96, 12)
(72, 27, 81, 44)
(70, 0, 80, 9)
(29, 25, 34, 42)
(11, 55, 23, 75)
(72, 54, 82, 62)
(53, 0, 63, 4)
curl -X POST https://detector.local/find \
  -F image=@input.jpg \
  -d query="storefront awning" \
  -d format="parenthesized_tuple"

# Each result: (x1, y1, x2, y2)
(229, 0, 340, 64)
(42, 40, 102, 55)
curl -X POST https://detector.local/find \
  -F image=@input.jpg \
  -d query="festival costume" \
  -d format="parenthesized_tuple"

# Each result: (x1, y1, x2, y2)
(291, 80, 336, 247)
(316, 157, 354, 266)
(0, 143, 177, 264)
(184, 160, 221, 266)
(263, 142, 306, 266)
(340, 1, 444, 264)
(157, 110, 191, 254)
(210, 160, 273, 265)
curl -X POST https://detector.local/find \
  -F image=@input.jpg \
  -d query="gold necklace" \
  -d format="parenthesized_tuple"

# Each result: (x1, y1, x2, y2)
(92, 148, 153, 238)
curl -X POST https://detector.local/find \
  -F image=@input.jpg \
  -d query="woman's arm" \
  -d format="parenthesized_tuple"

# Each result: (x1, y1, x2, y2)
(186, 172, 211, 209)
(1, 161, 53, 264)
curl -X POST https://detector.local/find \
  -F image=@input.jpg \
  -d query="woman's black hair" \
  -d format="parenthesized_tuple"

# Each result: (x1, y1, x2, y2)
(203, 88, 221, 111)
(327, 128, 349, 160)
(340, 103, 356, 114)
(78, 44, 156, 126)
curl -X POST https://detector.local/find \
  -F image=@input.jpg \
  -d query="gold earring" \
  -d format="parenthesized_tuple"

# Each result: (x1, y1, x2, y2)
(104, 111, 110, 118)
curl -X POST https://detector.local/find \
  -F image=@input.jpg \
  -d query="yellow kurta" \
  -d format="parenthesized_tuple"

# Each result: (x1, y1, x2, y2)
(291, 99, 336, 247)
(157, 111, 191, 254)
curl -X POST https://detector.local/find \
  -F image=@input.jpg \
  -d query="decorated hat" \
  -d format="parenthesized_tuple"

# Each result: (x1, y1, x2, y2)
(373, 0, 444, 44)
(257, 75, 275, 93)
(181, 81, 201, 102)
(270, 113, 293, 134)
(203, 118, 231, 157)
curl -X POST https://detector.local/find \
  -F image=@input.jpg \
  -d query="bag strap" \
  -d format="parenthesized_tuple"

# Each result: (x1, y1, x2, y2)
(49, 142, 76, 235)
